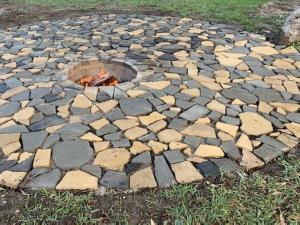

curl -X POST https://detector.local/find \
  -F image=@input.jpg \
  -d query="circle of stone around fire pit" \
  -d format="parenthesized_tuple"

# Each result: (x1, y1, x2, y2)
(68, 59, 137, 87)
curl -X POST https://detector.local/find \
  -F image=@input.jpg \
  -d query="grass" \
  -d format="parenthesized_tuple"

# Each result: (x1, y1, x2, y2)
(16, 156, 300, 224)
(15, 0, 284, 32)
(294, 42, 300, 52)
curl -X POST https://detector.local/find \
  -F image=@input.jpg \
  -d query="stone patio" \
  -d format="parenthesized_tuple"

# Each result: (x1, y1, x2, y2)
(0, 14, 299, 191)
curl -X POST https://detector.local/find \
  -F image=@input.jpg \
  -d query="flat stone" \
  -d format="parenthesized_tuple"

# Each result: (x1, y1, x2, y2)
(124, 127, 148, 140)
(254, 144, 282, 163)
(210, 158, 240, 173)
(194, 144, 224, 158)
(163, 150, 185, 164)
(207, 100, 226, 114)
(94, 148, 130, 171)
(28, 115, 65, 132)
(194, 161, 220, 177)
(158, 129, 182, 143)
(179, 105, 209, 121)
(33, 149, 51, 168)
(0, 160, 17, 173)
(55, 123, 90, 139)
(0, 133, 20, 148)
(216, 122, 239, 137)
(0, 171, 27, 189)
(119, 98, 152, 116)
(130, 141, 151, 155)
(286, 113, 300, 123)
(0, 102, 20, 117)
(100, 170, 128, 188)
(285, 122, 300, 138)
(236, 133, 253, 151)
(140, 81, 171, 90)
(222, 88, 257, 104)
(81, 164, 102, 178)
(168, 118, 187, 131)
(53, 140, 93, 170)
(181, 124, 216, 138)
(240, 112, 273, 136)
(12, 107, 34, 125)
(240, 149, 264, 170)
(148, 120, 167, 133)
(89, 118, 110, 130)
(148, 140, 168, 154)
(257, 135, 290, 152)
(25, 169, 61, 190)
(220, 141, 241, 160)
(22, 131, 48, 152)
(154, 156, 176, 187)
(130, 167, 157, 189)
(97, 100, 118, 113)
(139, 112, 166, 126)
(253, 88, 282, 103)
(171, 161, 203, 183)
(56, 170, 98, 190)
(113, 118, 139, 130)
(251, 46, 279, 55)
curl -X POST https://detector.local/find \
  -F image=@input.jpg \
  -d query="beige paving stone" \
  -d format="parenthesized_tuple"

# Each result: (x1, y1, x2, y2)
(89, 118, 110, 130)
(169, 142, 188, 150)
(207, 100, 226, 114)
(251, 46, 279, 55)
(158, 129, 182, 143)
(283, 81, 300, 95)
(258, 102, 273, 114)
(240, 149, 264, 170)
(174, 50, 189, 60)
(285, 122, 300, 138)
(187, 156, 207, 163)
(84, 87, 98, 101)
(127, 90, 146, 97)
(130, 141, 151, 155)
(216, 122, 239, 137)
(113, 119, 139, 131)
(129, 29, 144, 36)
(236, 133, 253, 151)
(270, 102, 300, 112)
(181, 88, 200, 97)
(217, 56, 242, 67)
(19, 152, 34, 162)
(202, 40, 214, 47)
(273, 59, 296, 70)
(235, 40, 247, 46)
(194, 144, 224, 158)
(0, 133, 20, 148)
(80, 132, 102, 142)
(97, 100, 118, 113)
(130, 43, 143, 50)
(218, 131, 234, 141)
(171, 161, 203, 183)
(276, 133, 298, 149)
(188, 74, 222, 91)
(46, 124, 64, 133)
(1, 86, 27, 99)
(7, 152, 20, 161)
(93, 141, 110, 152)
(147, 120, 167, 133)
(181, 123, 216, 138)
(140, 81, 171, 90)
(12, 107, 34, 125)
(0, 171, 27, 189)
(130, 167, 157, 189)
(240, 112, 273, 136)
(72, 94, 92, 108)
(124, 127, 148, 140)
(2, 141, 21, 156)
(56, 170, 98, 190)
(33, 149, 51, 168)
(139, 112, 166, 126)
(280, 46, 298, 54)
(94, 148, 130, 171)
(164, 72, 181, 80)
(160, 95, 175, 105)
(148, 140, 168, 154)
(195, 117, 211, 124)
(232, 99, 245, 105)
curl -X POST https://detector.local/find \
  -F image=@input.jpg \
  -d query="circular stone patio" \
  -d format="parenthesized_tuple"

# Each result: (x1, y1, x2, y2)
(0, 14, 299, 191)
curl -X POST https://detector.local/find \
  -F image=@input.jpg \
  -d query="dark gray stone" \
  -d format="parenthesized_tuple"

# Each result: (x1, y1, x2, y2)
(0, 160, 17, 173)
(131, 152, 152, 165)
(221, 88, 257, 104)
(25, 169, 61, 190)
(52, 140, 93, 170)
(254, 88, 282, 103)
(168, 118, 188, 131)
(119, 97, 152, 116)
(254, 144, 282, 163)
(210, 158, 240, 173)
(286, 112, 300, 123)
(8, 156, 34, 172)
(0, 102, 20, 117)
(29, 115, 65, 131)
(179, 105, 209, 121)
(154, 156, 176, 187)
(221, 141, 242, 161)
(112, 138, 131, 148)
(81, 164, 102, 178)
(163, 150, 185, 164)
(22, 131, 48, 152)
(100, 171, 128, 188)
(42, 133, 60, 149)
(195, 161, 220, 177)
(55, 123, 90, 139)
(257, 135, 289, 152)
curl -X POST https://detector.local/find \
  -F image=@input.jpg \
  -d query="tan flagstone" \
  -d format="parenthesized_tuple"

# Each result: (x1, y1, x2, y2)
(2, 141, 21, 156)
(113, 119, 139, 131)
(187, 156, 207, 163)
(171, 161, 203, 183)
(127, 90, 146, 97)
(72, 94, 92, 108)
(174, 50, 189, 60)
(89, 118, 110, 130)
(270, 102, 300, 112)
(235, 40, 247, 46)
(276, 133, 298, 149)
(194, 144, 224, 158)
(240, 112, 273, 136)
(12, 107, 34, 125)
(93, 141, 110, 152)
(0, 133, 20, 148)
(19, 152, 34, 162)
(280, 46, 298, 54)
(283, 81, 300, 95)
(169, 142, 188, 150)
(139, 112, 166, 126)
(46, 124, 64, 133)
(1, 86, 27, 99)
(216, 122, 238, 137)
(7, 152, 20, 161)
(273, 59, 296, 70)
(217, 56, 242, 67)
(33, 149, 51, 168)
(130, 141, 151, 155)
(158, 129, 182, 143)
(0, 171, 27, 189)
(56, 170, 98, 190)
(97, 100, 118, 113)
(124, 127, 148, 140)
(258, 102, 273, 114)
(164, 72, 181, 80)
(207, 100, 226, 114)
(202, 40, 214, 47)
(236, 133, 253, 151)
(84, 87, 98, 101)
(240, 149, 264, 170)
(181, 88, 200, 97)
(285, 122, 300, 138)
(181, 123, 216, 138)
(147, 120, 167, 133)
(148, 140, 168, 154)
(195, 117, 211, 124)
(140, 81, 171, 90)
(218, 131, 234, 141)
(188, 74, 222, 91)
(130, 167, 157, 189)
(80, 132, 102, 142)
(94, 148, 130, 171)
(251, 46, 279, 55)
(160, 95, 175, 105)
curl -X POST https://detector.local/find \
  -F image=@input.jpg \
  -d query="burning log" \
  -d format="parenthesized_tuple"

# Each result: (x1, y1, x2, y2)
(77, 70, 118, 87)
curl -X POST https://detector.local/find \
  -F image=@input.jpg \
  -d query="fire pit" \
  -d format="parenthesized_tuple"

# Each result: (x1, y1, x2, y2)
(68, 59, 137, 87)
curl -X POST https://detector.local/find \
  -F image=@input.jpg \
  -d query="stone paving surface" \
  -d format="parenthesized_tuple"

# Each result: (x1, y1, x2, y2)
(0, 14, 299, 191)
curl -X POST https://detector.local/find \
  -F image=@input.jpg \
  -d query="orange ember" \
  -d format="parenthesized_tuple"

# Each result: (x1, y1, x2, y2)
(77, 70, 118, 87)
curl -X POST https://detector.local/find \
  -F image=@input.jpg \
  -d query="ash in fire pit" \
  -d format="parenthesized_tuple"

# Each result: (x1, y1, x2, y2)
(68, 59, 137, 87)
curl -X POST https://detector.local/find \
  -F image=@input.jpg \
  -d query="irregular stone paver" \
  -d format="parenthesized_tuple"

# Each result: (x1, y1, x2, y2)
(130, 167, 157, 189)
(0, 14, 298, 191)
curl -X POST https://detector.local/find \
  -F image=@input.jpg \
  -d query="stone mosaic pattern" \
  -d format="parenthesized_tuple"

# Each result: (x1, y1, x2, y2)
(0, 15, 299, 191)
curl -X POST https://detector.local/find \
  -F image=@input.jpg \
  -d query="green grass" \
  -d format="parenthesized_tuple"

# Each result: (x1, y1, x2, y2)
(18, 157, 300, 224)
(294, 42, 300, 52)
(15, 0, 284, 32)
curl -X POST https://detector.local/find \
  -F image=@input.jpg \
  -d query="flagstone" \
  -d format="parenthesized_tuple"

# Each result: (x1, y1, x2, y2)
(140, 81, 171, 90)
(130, 167, 157, 189)
(94, 148, 130, 171)
(216, 122, 239, 137)
(97, 100, 118, 113)
(2, 141, 21, 156)
(0, 171, 27, 189)
(148, 140, 168, 154)
(139, 112, 166, 126)
(124, 127, 148, 140)
(240, 149, 264, 170)
(194, 144, 224, 158)
(33, 149, 51, 168)
(93, 141, 110, 152)
(285, 122, 300, 138)
(130, 141, 151, 155)
(158, 129, 182, 143)
(207, 100, 226, 114)
(147, 120, 167, 133)
(251, 46, 279, 55)
(236, 133, 253, 151)
(171, 161, 203, 183)
(181, 123, 216, 138)
(80, 132, 102, 142)
(89, 118, 110, 130)
(240, 112, 273, 136)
